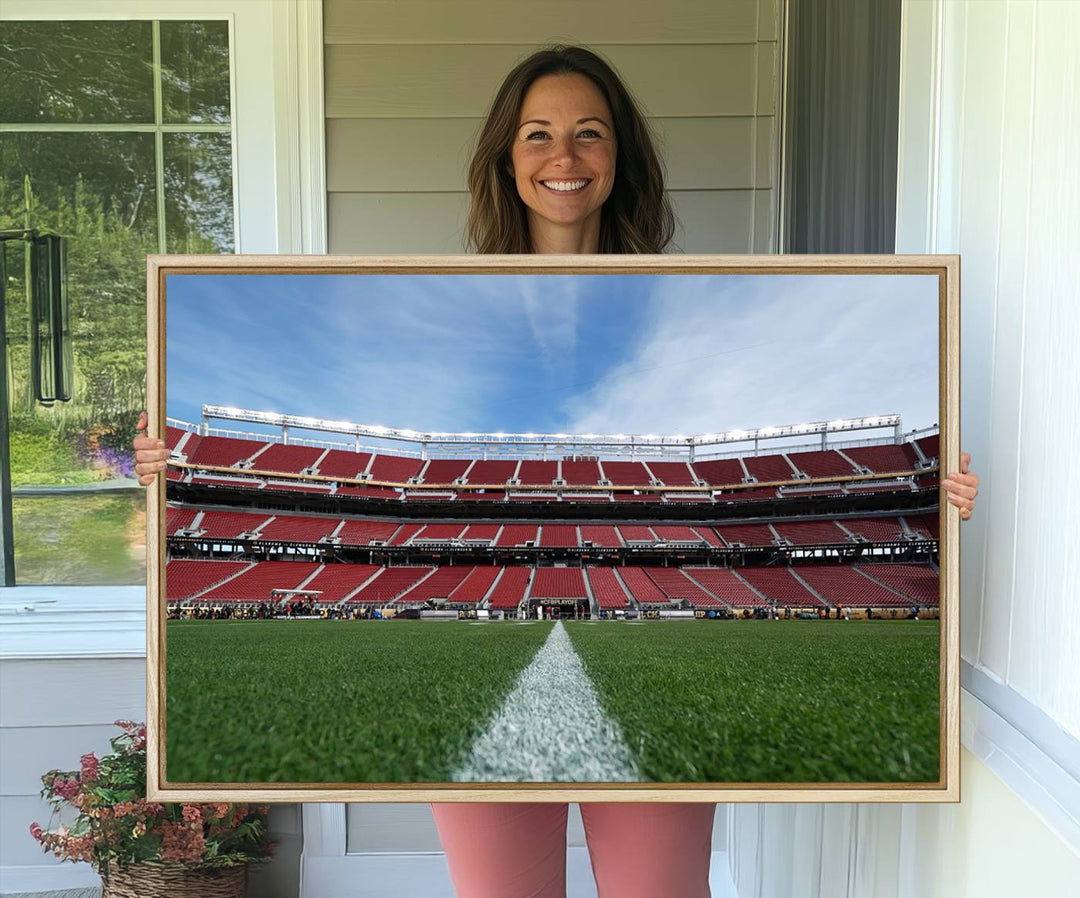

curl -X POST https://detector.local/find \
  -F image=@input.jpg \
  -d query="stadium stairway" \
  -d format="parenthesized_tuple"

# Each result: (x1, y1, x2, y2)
(731, 569, 771, 607)
(581, 568, 599, 617)
(788, 568, 832, 608)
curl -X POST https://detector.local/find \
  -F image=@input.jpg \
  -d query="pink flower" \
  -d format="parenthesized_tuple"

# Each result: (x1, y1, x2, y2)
(52, 777, 80, 801)
(181, 805, 202, 824)
(79, 753, 99, 782)
(29, 822, 43, 842)
(112, 801, 136, 818)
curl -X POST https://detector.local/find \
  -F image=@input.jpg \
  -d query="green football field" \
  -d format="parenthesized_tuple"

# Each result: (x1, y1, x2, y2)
(165, 618, 939, 784)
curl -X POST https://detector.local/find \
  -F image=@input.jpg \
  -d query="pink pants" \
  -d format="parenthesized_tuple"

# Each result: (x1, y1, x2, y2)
(431, 802, 715, 898)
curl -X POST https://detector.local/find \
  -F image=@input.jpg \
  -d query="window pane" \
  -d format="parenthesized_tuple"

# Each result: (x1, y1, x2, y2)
(164, 133, 235, 252)
(12, 493, 145, 585)
(0, 21, 154, 124)
(2, 132, 156, 586)
(160, 20, 232, 124)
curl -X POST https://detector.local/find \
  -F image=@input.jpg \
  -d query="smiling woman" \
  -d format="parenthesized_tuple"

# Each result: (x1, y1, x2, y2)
(466, 45, 674, 254)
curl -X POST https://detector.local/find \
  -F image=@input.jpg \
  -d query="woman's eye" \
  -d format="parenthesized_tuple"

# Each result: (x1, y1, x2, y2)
(525, 130, 550, 140)
(578, 129, 602, 138)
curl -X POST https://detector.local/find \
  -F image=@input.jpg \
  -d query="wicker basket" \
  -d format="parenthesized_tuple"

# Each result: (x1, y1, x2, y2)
(100, 862, 247, 898)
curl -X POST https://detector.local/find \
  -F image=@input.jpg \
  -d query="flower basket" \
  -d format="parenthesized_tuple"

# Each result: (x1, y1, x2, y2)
(30, 721, 273, 891)
(101, 861, 246, 898)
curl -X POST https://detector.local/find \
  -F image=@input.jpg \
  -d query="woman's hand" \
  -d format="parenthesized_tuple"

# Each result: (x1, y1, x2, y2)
(133, 411, 169, 486)
(941, 451, 979, 521)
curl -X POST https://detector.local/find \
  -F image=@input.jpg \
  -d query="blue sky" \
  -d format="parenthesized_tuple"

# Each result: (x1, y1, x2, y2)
(166, 273, 939, 445)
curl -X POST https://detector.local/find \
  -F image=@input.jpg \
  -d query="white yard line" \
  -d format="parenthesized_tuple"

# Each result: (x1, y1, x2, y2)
(452, 621, 641, 782)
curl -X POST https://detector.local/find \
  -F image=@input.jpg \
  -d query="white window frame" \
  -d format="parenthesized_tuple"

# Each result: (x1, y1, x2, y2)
(0, 0, 326, 660)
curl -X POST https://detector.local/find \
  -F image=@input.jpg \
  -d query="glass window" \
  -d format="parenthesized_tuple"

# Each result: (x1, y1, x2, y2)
(0, 19, 234, 584)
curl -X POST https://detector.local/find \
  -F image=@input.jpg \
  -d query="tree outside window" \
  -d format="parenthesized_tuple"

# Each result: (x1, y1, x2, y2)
(0, 20, 234, 584)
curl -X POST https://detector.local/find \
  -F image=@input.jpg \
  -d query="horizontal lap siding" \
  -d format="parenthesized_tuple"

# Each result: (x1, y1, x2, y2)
(324, 0, 780, 254)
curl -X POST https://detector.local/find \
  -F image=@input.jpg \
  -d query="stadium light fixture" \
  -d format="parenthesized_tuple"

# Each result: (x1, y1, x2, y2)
(197, 406, 905, 455)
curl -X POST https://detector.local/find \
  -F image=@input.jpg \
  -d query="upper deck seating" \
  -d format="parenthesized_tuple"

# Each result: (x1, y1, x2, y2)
(315, 449, 373, 480)
(195, 511, 272, 539)
(516, 460, 558, 486)
(602, 461, 653, 486)
(785, 450, 859, 478)
(200, 561, 319, 603)
(367, 453, 425, 483)
(346, 566, 434, 604)
(903, 513, 939, 540)
(166, 426, 195, 451)
(539, 525, 580, 548)
(335, 520, 400, 546)
(793, 565, 905, 607)
(843, 444, 914, 474)
(771, 520, 849, 546)
(186, 435, 263, 469)
(411, 523, 467, 542)
(915, 434, 939, 462)
(560, 459, 602, 486)
(689, 458, 744, 487)
(691, 526, 725, 547)
(461, 524, 501, 544)
(465, 459, 518, 485)
(494, 524, 539, 547)
(647, 461, 697, 486)
(487, 567, 530, 608)
(580, 525, 623, 548)
(617, 525, 657, 544)
(386, 522, 425, 546)
(256, 515, 340, 543)
(683, 568, 765, 607)
(530, 567, 587, 598)
(737, 567, 820, 605)
(715, 523, 776, 547)
(166, 559, 251, 600)
(839, 517, 907, 541)
(167, 507, 198, 536)
(586, 567, 631, 608)
(252, 443, 324, 474)
(420, 458, 471, 484)
(449, 566, 501, 604)
(857, 563, 939, 603)
(743, 453, 798, 483)
(651, 525, 705, 544)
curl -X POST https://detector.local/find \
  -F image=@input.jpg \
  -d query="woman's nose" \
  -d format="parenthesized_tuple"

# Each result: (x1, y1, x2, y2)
(549, 134, 578, 165)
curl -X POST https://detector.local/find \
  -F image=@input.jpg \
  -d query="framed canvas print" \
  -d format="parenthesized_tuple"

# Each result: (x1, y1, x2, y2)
(146, 254, 959, 803)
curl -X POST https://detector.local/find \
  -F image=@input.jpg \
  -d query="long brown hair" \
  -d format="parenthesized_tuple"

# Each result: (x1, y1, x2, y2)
(466, 46, 675, 254)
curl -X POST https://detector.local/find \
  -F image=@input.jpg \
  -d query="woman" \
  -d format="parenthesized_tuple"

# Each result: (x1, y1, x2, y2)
(134, 45, 979, 898)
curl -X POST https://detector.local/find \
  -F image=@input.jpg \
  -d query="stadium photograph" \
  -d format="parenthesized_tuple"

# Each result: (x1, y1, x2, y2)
(156, 265, 946, 790)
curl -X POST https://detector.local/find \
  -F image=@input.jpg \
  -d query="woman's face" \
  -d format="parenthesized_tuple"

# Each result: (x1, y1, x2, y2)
(509, 73, 617, 244)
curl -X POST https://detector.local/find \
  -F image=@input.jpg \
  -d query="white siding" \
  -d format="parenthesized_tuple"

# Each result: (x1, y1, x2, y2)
(324, 0, 782, 254)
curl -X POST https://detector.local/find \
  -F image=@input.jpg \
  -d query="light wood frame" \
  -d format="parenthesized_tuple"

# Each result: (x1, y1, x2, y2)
(146, 253, 960, 803)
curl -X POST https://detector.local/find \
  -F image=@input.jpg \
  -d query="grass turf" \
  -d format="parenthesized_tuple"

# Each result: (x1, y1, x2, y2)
(165, 620, 552, 783)
(564, 619, 940, 783)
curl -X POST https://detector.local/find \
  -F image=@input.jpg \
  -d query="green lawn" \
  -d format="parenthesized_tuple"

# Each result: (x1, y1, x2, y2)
(165, 620, 552, 783)
(565, 619, 940, 783)
(165, 618, 939, 785)
(12, 492, 145, 585)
